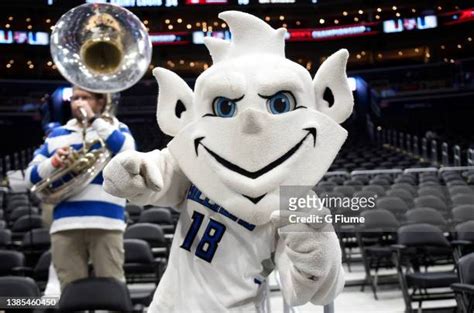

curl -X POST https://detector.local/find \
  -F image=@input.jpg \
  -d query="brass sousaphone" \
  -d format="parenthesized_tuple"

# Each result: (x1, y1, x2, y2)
(31, 3, 152, 204)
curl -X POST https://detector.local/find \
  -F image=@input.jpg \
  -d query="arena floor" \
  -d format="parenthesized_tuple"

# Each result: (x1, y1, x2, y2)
(127, 261, 457, 313)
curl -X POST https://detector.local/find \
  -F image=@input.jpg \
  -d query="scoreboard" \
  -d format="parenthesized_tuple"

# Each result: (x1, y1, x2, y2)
(45, 0, 318, 7)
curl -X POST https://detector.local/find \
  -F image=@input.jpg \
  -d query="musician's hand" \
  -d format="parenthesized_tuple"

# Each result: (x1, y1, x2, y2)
(103, 150, 163, 200)
(75, 99, 95, 121)
(51, 147, 71, 168)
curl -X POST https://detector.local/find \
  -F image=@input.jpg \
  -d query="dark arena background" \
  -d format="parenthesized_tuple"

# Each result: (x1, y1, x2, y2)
(0, 0, 474, 312)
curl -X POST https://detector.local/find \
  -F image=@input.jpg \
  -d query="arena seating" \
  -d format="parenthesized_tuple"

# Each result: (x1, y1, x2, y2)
(0, 136, 474, 312)
(307, 135, 474, 311)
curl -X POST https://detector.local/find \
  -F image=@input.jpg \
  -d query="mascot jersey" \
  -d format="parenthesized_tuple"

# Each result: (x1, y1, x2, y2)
(149, 184, 276, 313)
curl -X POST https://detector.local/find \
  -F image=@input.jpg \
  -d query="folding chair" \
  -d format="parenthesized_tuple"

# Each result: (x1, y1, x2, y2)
(58, 277, 133, 313)
(357, 209, 400, 299)
(0, 276, 40, 313)
(451, 253, 474, 313)
(393, 223, 457, 313)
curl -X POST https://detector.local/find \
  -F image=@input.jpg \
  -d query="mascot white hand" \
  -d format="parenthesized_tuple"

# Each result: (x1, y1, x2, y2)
(104, 149, 189, 207)
(271, 203, 344, 305)
(103, 150, 163, 200)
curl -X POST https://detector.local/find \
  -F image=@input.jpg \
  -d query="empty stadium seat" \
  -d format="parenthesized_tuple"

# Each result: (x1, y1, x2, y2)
(8, 206, 39, 225)
(125, 223, 168, 258)
(391, 183, 417, 196)
(0, 229, 12, 248)
(6, 199, 30, 213)
(452, 205, 474, 223)
(0, 276, 40, 312)
(414, 195, 448, 213)
(451, 253, 474, 313)
(449, 185, 473, 196)
(357, 209, 400, 299)
(316, 181, 337, 192)
(363, 185, 386, 197)
(125, 204, 143, 223)
(405, 208, 448, 229)
(452, 194, 474, 206)
(448, 180, 468, 187)
(376, 196, 408, 218)
(393, 224, 457, 313)
(343, 180, 364, 190)
(0, 250, 25, 276)
(124, 239, 161, 284)
(417, 186, 448, 201)
(453, 221, 474, 260)
(58, 277, 133, 313)
(139, 208, 174, 234)
(11, 215, 43, 240)
(353, 190, 378, 201)
(20, 228, 51, 267)
(386, 189, 414, 207)
(333, 186, 356, 197)
(33, 250, 51, 290)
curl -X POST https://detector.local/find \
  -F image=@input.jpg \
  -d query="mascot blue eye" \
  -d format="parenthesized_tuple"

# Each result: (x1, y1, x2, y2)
(266, 92, 296, 114)
(213, 97, 237, 118)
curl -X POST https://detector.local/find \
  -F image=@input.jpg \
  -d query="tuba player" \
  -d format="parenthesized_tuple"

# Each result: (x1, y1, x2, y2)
(25, 86, 135, 290)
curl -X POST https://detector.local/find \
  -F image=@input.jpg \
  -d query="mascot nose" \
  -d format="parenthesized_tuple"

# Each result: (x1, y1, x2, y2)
(239, 109, 265, 134)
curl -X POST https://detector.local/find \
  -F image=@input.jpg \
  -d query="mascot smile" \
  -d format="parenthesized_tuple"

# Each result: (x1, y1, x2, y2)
(103, 10, 353, 313)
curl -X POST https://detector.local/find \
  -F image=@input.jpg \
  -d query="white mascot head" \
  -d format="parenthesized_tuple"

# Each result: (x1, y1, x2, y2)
(153, 11, 353, 225)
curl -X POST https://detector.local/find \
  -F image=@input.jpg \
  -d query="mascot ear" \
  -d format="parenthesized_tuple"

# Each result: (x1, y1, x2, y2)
(313, 49, 354, 124)
(153, 67, 194, 136)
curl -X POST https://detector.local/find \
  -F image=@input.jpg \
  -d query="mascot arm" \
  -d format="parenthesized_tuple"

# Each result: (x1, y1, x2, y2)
(274, 217, 345, 306)
(103, 148, 190, 208)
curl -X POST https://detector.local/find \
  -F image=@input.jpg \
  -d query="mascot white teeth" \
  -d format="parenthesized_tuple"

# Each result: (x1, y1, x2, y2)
(103, 10, 353, 313)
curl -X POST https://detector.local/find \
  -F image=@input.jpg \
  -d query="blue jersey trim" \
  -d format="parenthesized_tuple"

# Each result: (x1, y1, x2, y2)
(48, 127, 73, 138)
(30, 165, 42, 184)
(90, 173, 104, 185)
(106, 130, 125, 154)
(34, 143, 50, 158)
(53, 201, 125, 220)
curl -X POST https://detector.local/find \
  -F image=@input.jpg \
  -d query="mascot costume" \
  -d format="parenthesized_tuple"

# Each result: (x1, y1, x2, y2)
(103, 11, 353, 313)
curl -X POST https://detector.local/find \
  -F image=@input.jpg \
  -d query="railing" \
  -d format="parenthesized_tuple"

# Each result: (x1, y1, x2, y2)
(453, 145, 462, 166)
(377, 126, 473, 167)
(431, 139, 438, 165)
(404, 167, 438, 174)
(324, 166, 470, 178)
(413, 136, 420, 157)
(441, 142, 449, 166)
(468, 148, 474, 166)
(438, 166, 474, 174)
(0, 147, 36, 180)
(406, 134, 412, 156)
(352, 169, 403, 178)
(323, 171, 351, 178)
(398, 132, 405, 152)
(421, 138, 428, 160)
